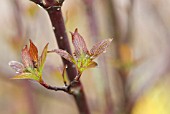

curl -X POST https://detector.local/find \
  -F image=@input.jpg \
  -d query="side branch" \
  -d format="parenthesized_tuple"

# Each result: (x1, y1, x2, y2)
(40, 78, 79, 95)
(40, 81, 67, 92)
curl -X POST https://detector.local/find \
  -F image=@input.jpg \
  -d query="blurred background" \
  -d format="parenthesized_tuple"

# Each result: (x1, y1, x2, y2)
(1, 0, 170, 114)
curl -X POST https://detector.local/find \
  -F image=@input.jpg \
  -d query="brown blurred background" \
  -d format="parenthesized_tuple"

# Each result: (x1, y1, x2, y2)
(1, 0, 170, 114)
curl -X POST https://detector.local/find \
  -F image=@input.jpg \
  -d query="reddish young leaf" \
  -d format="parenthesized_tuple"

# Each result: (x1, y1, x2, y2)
(90, 38, 113, 59)
(29, 39, 38, 63)
(38, 43, 49, 72)
(8, 61, 24, 74)
(22, 45, 33, 68)
(9, 40, 49, 82)
(71, 28, 89, 57)
(48, 49, 75, 63)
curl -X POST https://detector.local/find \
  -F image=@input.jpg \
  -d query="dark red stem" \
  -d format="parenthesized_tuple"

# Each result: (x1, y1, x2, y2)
(47, 6, 90, 114)
(40, 80, 67, 92)
(47, 7, 76, 81)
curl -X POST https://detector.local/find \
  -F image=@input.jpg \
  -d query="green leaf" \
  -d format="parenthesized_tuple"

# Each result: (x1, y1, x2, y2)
(77, 59, 98, 72)
(11, 73, 40, 81)
(38, 43, 48, 73)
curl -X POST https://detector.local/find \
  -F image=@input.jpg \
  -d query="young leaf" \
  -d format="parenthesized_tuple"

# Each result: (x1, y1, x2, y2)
(78, 61, 98, 73)
(86, 61, 98, 69)
(29, 39, 38, 63)
(71, 28, 89, 58)
(22, 45, 33, 68)
(62, 65, 67, 86)
(8, 61, 24, 74)
(48, 49, 75, 63)
(90, 38, 113, 59)
(38, 43, 49, 72)
(11, 73, 40, 81)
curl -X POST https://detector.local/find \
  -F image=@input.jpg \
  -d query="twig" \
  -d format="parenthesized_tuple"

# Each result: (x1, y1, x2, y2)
(104, 0, 129, 113)
(40, 73, 80, 95)
(40, 80, 67, 92)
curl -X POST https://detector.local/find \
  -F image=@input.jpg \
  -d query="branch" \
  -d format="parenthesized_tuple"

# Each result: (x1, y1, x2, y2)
(29, 0, 90, 114)
(40, 75, 80, 95)
(40, 81, 68, 92)
(46, 4, 90, 114)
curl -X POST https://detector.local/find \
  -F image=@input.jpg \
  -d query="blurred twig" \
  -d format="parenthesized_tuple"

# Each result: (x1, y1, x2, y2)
(83, 0, 98, 40)
(126, 1, 170, 113)
(12, 0, 23, 38)
(83, 0, 114, 114)
(104, 0, 134, 113)
(10, 1, 38, 114)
